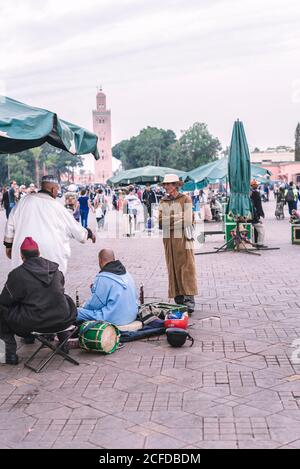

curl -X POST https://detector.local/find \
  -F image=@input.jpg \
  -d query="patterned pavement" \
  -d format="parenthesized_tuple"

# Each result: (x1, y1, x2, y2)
(0, 199, 300, 449)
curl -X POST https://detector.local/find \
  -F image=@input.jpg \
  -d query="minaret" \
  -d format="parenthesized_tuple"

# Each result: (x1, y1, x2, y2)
(93, 87, 113, 183)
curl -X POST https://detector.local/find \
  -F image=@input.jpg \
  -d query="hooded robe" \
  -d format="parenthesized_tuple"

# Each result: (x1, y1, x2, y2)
(159, 192, 198, 299)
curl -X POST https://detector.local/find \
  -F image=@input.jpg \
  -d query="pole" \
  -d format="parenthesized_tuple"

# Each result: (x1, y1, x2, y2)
(139, 284, 144, 305)
(7, 154, 10, 181)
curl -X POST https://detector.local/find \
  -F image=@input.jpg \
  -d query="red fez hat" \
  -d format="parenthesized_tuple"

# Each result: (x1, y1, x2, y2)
(20, 237, 39, 252)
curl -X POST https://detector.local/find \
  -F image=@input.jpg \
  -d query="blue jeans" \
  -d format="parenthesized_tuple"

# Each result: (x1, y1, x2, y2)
(80, 210, 89, 228)
(8, 202, 15, 216)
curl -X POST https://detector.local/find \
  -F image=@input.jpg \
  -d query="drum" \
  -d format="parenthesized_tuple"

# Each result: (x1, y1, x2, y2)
(78, 321, 120, 354)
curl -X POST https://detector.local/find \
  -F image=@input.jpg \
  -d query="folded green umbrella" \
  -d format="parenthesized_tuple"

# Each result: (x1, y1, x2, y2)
(227, 120, 252, 218)
(0, 96, 99, 159)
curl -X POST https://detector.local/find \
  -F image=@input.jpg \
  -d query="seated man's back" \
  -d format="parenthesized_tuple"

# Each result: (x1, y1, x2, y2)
(77, 250, 138, 326)
(0, 237, 76, 364)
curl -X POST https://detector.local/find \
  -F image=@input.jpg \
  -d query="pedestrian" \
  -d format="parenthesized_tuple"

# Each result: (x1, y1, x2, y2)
(142, 183, 156, 228)
(1, 187, 10, 219)
(155, 186, 164, 204)
(285, 181, 298, 215)
(158, 174, 198, 315)
(8, 180, 17, 215)
(28, 183, 37, 194)
(94, 189, 108, 231)
(125, 187, 141, 234)
(77, 189, 94, 228)
(250, 180, 267, 248)
(3, 175, 96, 275)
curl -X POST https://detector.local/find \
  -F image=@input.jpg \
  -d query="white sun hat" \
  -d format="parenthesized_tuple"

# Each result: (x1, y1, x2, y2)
(162, 174, 183, 185)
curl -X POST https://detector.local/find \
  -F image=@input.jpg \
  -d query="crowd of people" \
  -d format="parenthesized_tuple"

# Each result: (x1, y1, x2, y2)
(0, 181, 38, 218)
(1, 174, 300, 366)
(0, 174, 198, 365)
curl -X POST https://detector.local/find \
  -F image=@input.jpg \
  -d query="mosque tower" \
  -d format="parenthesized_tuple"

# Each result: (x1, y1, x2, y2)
(92, 87, 113, 183)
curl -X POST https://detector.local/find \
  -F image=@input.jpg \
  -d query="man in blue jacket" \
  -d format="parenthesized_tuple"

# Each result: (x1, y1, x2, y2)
(77, 249, 138, 326)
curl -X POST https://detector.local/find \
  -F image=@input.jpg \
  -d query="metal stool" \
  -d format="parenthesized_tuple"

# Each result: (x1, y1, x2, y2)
(24, 325, 80, 373)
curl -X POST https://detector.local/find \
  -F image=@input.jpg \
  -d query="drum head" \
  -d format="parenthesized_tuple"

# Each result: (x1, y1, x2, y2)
(101, 325, 118, 353)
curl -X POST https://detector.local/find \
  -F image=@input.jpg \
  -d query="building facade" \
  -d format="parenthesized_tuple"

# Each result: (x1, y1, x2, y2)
(92, 89, 113, 183)
(252, 150, 300, 184)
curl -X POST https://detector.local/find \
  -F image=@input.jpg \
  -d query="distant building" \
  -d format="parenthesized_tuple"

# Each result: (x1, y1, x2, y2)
(251, 149, 294, 165)
(92, 88, 113, 183)
(251, 148, 300, 184)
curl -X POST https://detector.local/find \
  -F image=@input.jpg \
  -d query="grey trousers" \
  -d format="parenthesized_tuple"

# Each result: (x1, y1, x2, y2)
(253, 221, 265, 245)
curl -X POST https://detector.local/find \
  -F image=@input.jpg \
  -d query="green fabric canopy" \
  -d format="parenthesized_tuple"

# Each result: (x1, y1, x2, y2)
(107, 165, 188, 186)
(182, 156, 271, 191)
(0, 96, 99, 159)
(227, 120, 252, 218)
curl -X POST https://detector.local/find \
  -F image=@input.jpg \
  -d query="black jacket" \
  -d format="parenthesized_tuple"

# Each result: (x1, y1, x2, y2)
(142, 189, 156, 207)
(250, 189, 265, 223)
(2, 191, 9, 209)
(0, 257, 76, 335)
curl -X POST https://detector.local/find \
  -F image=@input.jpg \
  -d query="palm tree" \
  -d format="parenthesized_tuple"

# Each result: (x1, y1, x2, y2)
(31, 147, 42, 186)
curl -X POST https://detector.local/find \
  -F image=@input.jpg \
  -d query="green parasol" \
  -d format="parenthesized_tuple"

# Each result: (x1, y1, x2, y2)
(182, 156, 271, 191)
(227, 120, 252, 218)
(107, 165, 188, 186)
(0, 96, 99, 159)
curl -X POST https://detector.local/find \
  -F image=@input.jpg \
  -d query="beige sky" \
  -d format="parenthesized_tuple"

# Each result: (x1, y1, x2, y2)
(1, 0, 300, 155)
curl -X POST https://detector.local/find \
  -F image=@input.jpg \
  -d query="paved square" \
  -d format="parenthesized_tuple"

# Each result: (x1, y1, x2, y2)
(0, 200, 300, 449)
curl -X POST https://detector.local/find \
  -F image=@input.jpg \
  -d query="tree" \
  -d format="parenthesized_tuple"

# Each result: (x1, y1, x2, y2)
(112, 124, 221, 171)
(31, 147, 42, 185)
(112, 127, 177, 169)
(295, 123, 300, 161)
(175, 122, 221, 171)
(0, 143, 83, 186)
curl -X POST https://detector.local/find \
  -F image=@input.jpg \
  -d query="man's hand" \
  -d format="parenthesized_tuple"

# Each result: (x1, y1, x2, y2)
(6, 248, 12, 259)
(87, 228, 96, 243)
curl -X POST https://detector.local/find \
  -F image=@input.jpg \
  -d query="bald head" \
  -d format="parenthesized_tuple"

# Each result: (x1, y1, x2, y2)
(42, 181, 59, 199)
(99, 249, 115, 269)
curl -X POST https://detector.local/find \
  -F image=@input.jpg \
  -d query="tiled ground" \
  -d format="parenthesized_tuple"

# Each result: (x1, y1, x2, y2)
(0, 198, 300, 449)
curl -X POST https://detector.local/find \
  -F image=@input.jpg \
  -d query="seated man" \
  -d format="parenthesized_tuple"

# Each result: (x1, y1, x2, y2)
(77, 249, 138, 326)
(0, 237, 77, 365)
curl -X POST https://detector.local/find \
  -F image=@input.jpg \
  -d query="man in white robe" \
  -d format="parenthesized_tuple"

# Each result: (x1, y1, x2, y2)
(3, 176, 96, 275)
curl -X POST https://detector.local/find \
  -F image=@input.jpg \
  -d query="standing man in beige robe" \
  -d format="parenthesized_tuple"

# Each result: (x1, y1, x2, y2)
(158, 174, 198, 314)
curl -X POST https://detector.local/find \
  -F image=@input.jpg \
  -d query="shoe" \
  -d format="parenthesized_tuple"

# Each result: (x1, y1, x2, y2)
(174, 295, 184, 305)
(5, 353, 19, 365)
(21, 335, 35, 344)
(256, 244, 268, 249)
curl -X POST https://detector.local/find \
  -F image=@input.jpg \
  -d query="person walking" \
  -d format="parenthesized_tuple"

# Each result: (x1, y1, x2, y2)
(285, 181, 298, 215)
(158, 174, 198, 315)
(142, 183, 157, 228)
(94, 189, 108, 231)
(77, 189, 94, 228)
(1, 187, 10, 219)
(8, 181, 17, 215)
(250, 180, 267, 248)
